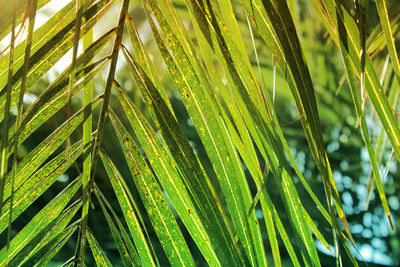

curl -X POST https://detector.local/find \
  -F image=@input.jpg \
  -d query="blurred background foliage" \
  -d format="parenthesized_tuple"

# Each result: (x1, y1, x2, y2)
(0, 0, 399, 266)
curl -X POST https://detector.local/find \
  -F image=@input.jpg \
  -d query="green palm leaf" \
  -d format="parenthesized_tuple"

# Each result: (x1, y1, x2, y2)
(0, 0, 398, 265)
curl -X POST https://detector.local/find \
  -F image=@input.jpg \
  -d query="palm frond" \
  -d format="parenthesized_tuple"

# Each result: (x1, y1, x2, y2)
(0, 0, 399, 266)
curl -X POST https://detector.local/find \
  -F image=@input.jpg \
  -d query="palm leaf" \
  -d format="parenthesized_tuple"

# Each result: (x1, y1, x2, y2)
(100, 150, 157, 266)
(0, 0, 398, 265)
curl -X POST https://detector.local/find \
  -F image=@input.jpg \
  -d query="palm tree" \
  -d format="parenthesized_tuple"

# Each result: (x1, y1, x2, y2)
(0, 0, 399, 266)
